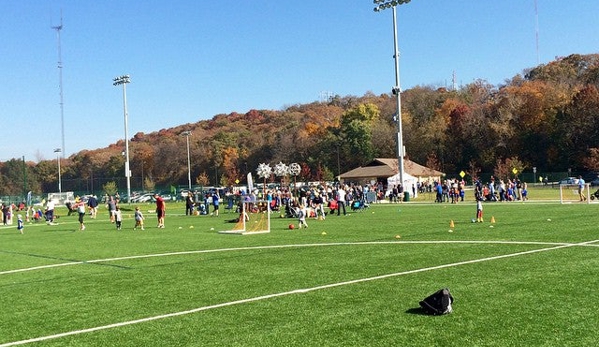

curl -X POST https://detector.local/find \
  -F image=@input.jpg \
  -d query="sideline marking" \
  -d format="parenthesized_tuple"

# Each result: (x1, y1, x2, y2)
(0, 240, 593, 276)
(1, 239, 598, 346)
(2, 240, 598, 276)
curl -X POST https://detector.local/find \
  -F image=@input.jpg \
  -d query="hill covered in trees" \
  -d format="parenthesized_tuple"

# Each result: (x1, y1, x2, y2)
(2, 53, 599, 196)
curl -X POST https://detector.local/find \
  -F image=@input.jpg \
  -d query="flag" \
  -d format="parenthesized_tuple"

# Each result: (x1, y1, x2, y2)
(247, 172, 254, 193)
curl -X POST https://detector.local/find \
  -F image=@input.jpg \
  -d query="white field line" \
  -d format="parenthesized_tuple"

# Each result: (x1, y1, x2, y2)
(2, 240, 598, 276)
(1, 239, 598, 346)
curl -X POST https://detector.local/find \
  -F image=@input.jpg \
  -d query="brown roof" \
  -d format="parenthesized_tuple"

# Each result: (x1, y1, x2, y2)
(339, 158, 444, 180)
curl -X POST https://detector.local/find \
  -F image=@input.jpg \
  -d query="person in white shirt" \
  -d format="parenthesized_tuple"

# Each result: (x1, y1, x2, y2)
(336, 186, 347, 216)
(298, 204, 308, 229)
(578, 176, 587, 201)
(77, 202, 86, 230)
(45, 200, 55, 225)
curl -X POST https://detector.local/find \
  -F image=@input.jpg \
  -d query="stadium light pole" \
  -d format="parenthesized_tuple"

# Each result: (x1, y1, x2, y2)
(113, 74, 132, 204)
(374, 0, 410, 187)
(54, 148, 62, 193)
(181, 131, 192, 191)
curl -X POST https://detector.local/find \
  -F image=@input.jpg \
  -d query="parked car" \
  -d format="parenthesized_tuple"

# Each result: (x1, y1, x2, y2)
(131, 193, 155, 203)
(591, 178, 599, 186)
(558, 177, 578, 185)
(582, 172, 599, 182)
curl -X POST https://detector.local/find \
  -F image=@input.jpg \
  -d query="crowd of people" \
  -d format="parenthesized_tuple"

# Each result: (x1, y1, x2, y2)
(2, 175, 541, 234)
(473, 177, 529, 202)
(426, 177, 530, 204)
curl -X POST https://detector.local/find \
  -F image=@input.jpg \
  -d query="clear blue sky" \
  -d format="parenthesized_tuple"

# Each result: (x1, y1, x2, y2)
(1, 0, 598, 162)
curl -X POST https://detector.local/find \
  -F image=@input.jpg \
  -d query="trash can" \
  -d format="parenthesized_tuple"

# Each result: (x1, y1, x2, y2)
(403, 191, 410, 202)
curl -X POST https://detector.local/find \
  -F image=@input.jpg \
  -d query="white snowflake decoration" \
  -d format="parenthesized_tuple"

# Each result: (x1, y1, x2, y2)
(274, 162, 289, 177)
(256, 163, 273, 179)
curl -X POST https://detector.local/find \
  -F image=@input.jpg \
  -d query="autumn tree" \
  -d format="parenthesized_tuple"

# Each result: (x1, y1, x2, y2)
(337, 103, 380, 169)
(196, 172, 210, 187)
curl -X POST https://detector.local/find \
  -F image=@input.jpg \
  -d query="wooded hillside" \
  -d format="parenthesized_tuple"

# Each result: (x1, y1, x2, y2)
(2, 53, 599, 195)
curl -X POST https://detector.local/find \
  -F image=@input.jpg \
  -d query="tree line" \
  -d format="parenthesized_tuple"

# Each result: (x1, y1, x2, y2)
(1, 53, 599, 196)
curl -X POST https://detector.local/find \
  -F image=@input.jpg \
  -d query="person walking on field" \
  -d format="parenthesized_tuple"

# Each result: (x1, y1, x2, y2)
(577, 176, 587, 201)
(77, 201, 86, 230)
(298, 204, 308, 229)
(154, 193, 166, 228)
(107, 196, 117, 223)
(88, 195, 99, 219)
(17, 214, 24, 234)
(115, 206, 123, 230)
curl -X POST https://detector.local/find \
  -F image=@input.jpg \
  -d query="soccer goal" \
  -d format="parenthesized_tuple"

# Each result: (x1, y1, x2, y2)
(559, 183, 592, 204)
(218, 200, 271, 235)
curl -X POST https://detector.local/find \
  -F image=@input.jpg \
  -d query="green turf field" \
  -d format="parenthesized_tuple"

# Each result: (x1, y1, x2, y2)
(1, 196, 599, 346)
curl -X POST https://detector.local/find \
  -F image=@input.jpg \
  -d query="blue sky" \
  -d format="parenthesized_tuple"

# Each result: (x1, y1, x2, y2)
(1, 0, 598, 162)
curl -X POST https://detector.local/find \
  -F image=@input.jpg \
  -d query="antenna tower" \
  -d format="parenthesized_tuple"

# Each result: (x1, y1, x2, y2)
(52, 11, 65, 158)
(452, 70, 457, 91)
(319, 91, 334, 103)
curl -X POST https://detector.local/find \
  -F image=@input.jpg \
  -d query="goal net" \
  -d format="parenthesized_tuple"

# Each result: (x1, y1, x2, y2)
(218, 200, 271, 235)
(559, 183, 592, 204)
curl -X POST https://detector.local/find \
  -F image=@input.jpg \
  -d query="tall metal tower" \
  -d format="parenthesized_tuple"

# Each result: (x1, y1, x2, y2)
(52, 11, 65, 158)
(452, 70, 457, 91)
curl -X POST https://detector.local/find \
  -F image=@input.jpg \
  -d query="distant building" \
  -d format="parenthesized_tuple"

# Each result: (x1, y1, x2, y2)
(339, 158, 444, 187)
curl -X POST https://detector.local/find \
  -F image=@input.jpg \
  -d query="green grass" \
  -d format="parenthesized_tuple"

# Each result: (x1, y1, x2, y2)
(1, 198, 599, 346)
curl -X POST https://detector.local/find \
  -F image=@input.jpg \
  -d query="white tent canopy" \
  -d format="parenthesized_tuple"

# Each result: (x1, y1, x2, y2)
(387, 172, 418, 198)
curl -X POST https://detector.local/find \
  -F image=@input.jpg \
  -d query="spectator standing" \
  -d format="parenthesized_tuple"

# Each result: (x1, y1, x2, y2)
(391, 185, 398, 203)
(398, 184, 404, 203)
(435, 182, 443, 203)
(1, 204, 8, 225)
(185, 192, 195, 216)
(336, 186, 347, 216)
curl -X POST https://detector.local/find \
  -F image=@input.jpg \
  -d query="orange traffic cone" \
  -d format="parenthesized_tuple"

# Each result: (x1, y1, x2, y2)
(490, 216, 496, 224)
(450, 220, 455, 228)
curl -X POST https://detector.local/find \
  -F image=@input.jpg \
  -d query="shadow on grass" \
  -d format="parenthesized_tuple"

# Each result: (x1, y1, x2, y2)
(405, 307, 430, 316)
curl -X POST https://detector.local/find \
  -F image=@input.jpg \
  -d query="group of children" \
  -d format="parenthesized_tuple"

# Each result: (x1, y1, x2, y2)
(74, 202, 147, 231)
(106, 205, 147, 231)
(13, 203, 146, 233)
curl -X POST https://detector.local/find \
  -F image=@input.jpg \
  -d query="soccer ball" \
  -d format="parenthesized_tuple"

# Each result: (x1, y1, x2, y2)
(288, 224, 295, 230)
(471, 218, 476, 223)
